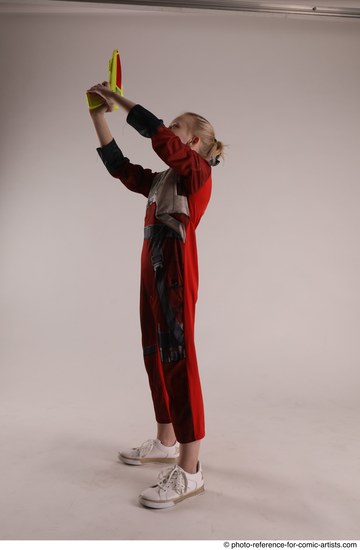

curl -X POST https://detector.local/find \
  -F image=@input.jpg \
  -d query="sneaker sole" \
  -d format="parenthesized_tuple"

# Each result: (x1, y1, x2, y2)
(118, 453, 179, 466)
(139, 485, 205, 509)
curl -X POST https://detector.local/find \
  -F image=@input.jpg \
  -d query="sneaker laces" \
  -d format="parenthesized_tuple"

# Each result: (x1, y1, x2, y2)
(157, 464, 188, 495)
(135, 439, 155, 457)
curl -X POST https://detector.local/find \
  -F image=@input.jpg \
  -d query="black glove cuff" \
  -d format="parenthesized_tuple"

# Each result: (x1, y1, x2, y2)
(126, 104, 163, 138)
(96, 138, 128, 174)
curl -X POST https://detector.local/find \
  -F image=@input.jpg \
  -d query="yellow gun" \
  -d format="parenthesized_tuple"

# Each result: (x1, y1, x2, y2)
(86, 49, 123, 111)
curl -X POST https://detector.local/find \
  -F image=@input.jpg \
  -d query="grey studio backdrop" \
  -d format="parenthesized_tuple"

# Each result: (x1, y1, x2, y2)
(0, 0, 360, 541)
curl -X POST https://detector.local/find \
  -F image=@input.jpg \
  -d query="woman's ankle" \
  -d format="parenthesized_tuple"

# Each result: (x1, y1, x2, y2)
(178, 460, 198, 474)
(157, 422, 176, 446)
(159, 438, 176, 447)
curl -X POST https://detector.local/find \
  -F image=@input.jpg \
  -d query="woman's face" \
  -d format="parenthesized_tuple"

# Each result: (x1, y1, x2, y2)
(168, 115, 194, 145)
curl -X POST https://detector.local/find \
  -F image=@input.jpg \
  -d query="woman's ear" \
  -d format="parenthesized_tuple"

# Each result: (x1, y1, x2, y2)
(188, 136, 199, 146)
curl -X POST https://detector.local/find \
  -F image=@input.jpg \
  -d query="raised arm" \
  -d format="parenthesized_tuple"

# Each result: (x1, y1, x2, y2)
(125, 105, 211, 194)
(87, 85, 210, 194)
(89, 100, 158, 197)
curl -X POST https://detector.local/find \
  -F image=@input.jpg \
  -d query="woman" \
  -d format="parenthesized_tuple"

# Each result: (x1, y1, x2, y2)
(87, 82, 224, 508)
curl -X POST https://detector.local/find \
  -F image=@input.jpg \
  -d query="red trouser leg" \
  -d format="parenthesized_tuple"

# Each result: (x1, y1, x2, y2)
(139, 231, 205, 444)
(140, 274, 172, 424)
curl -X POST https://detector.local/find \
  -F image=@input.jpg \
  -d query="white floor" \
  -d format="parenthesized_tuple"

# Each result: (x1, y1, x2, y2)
(1, 391, 359, 541)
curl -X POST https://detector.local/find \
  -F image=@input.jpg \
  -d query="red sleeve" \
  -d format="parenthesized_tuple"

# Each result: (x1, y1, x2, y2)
(96, 138, 158, 198)
(150, 125, 211, 195)
(109, 159, 158, 198)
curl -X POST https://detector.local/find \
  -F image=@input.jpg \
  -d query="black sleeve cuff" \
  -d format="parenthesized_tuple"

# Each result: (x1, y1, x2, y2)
(96, 138, 129, 174)
(126, 104, 163, 138)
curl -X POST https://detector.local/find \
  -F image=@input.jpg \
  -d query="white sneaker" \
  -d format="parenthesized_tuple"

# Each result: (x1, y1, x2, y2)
(118, 438, 179, 466)
(139, 460, 205, 509)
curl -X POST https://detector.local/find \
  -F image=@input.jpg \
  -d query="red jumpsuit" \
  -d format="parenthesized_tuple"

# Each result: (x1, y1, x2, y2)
(96, 105, 212, 444)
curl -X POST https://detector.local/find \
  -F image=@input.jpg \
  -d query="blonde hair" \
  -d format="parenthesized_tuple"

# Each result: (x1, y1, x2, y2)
(183, 112, 225, 166)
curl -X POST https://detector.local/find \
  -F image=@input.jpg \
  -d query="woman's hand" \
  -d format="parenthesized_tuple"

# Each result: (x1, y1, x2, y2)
(87, 81, 115, 113)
